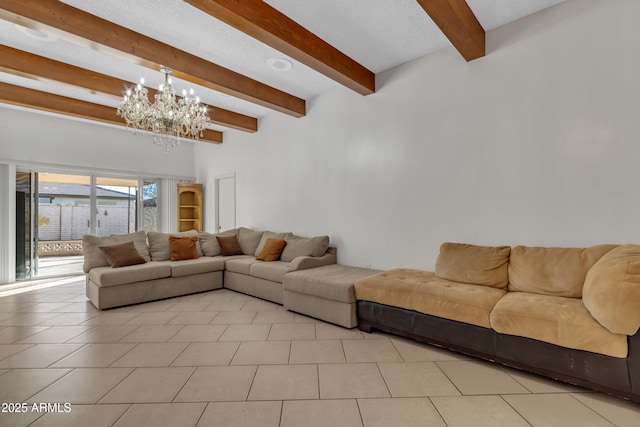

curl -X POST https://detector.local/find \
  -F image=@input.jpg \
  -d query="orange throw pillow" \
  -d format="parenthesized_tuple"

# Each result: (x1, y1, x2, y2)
(169, 235, 199, 261)
(256, 238, 287, 262)
(99, 241, 147, 268)
(216, 235, 243, 256)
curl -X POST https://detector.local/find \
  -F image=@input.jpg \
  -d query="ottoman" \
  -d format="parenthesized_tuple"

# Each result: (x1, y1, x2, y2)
(283, 264, 381, 328)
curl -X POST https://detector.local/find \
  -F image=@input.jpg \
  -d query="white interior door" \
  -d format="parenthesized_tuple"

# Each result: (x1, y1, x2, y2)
(215, 173, 235, 232)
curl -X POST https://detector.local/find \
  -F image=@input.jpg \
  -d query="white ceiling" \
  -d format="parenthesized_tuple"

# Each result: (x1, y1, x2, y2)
(0, 0, 565, 132)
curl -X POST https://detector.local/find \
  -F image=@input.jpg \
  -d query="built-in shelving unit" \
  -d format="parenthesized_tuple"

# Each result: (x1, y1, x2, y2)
(177, 183, 203, 232)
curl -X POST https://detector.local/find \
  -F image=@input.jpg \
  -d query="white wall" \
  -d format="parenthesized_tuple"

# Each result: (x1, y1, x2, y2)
(194, 0, 640, 271)
(0, 107, 195, 179)
(0, 106, 196, 283)
(0, 164, 16, 284)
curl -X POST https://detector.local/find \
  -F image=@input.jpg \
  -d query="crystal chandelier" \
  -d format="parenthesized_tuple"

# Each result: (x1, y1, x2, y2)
(117, 67, 210, 151)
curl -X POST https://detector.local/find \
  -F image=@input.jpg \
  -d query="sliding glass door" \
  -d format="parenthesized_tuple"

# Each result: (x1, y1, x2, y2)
(141, 181, 159, 232)
(15, 172, 33, 280)
(95, 176, 138, 237)
(15, 171, 157, 281)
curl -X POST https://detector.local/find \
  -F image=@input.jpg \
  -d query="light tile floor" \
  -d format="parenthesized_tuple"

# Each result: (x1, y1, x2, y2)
(0, 278, 639, 427)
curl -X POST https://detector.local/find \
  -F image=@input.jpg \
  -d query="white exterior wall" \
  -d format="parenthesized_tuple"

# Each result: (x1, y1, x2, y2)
(194, 0, 640, 270)
(38, 204, 135, 241)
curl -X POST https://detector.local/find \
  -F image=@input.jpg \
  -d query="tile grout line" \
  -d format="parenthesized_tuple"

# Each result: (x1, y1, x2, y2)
(375, 362, 393, 399)
(22, 367, 74, 405)
(497, 394, 534, 427)
(108, 403, 134, 427)
(433, 360, 465, 397)
(244, 364, 260, 403)
(427, 396, 453, 427)
(316, 363, 321, 400)
(566, 393, 619, 426)
(278, 400, 284, 427)
(192, 401, 209, 427)
(169, 366, 199, 404)
(107, 343, 142, 368)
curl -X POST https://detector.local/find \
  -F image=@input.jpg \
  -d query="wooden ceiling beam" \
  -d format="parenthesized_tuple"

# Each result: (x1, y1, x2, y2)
(0, 0, 305, 117)
(185, 0, 375, 95)
(0, 45, 257, 133)
(0, 82, 223, 144)
(416, 0, 485, 61)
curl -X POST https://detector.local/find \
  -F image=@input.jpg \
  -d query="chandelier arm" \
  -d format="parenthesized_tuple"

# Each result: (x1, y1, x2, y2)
(118, 67, 210, 151)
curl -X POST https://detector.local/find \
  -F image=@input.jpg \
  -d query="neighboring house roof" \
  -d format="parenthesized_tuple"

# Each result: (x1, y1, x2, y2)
(38, 183, 134, 199)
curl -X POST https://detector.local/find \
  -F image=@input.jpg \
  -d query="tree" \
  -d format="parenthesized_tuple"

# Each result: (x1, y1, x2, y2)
(38, 214, 50, 226)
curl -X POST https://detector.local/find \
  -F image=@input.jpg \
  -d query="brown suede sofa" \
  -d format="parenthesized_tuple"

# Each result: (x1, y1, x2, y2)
(83, 227, 336, 309)
(354, 242, 640, 402)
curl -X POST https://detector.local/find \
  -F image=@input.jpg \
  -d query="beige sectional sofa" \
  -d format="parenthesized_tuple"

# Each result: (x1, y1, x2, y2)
(211, 228, 337, 304)
(283, 264, 381, 328)
(83, 227, 336, 309)
(354, 242, 640, 402)
(83, 230, 224, 309)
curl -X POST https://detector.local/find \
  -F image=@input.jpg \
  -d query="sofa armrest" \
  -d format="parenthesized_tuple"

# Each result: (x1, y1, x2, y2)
(583, 244, 640, 335)
(288, 250, 337, 271)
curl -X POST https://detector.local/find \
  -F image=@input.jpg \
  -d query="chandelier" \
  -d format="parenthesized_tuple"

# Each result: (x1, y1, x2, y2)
(117, 67, 210, 151)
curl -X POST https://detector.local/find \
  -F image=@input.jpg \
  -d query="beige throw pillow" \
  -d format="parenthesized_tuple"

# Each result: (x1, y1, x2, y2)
(280, 235, 330, 262)
(238, 227, 264, 256)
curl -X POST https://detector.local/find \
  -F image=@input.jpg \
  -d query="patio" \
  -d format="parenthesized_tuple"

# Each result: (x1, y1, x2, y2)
(38, 255, 84, 278)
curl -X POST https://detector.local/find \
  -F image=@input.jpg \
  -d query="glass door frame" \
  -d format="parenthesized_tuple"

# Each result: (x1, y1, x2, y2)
(15, 169, 156, 281)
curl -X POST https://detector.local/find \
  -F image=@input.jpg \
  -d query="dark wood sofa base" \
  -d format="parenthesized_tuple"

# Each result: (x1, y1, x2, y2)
(357, 300, 640, 404)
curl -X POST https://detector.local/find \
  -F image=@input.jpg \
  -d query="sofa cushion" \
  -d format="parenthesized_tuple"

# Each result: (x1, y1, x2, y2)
(355, 268, 505, 328)
(249, 261, 292, 283)
(216, 235, 243, 256)
(255, 231, 292, 256)
(83, 231, 150, 273)
(412, 276, 507, 329)
(88, 261, 171, 287)
(256, 238, 287, 261)
(238, 227, 264, 256)
(148, 230, 202, 261)
(169, 236, 199, 261)
(280, 234, 330, 262)
(170, 257, 225, 277)
(583, 244, 640, 335)
(354, 269, 424, 311)
(490, 292, 628, 358)
(225, 257, 259, 275)
(199, 229, 237, 257)
(99, 241, 147, 268)
(222, 254, 254, 262)
(508, 245, 616, 298)
(285, 264, 380, 304)
(435, 242, 511, 289)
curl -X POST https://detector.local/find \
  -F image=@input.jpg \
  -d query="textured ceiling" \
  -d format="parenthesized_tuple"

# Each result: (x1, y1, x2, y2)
(0, 0, 565, 134)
